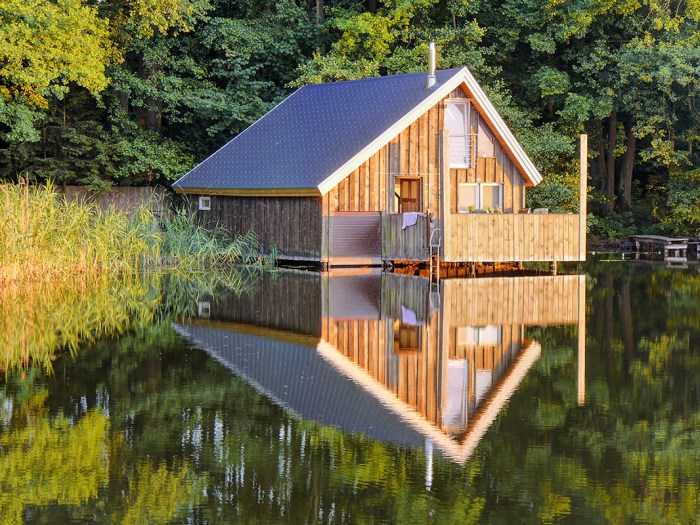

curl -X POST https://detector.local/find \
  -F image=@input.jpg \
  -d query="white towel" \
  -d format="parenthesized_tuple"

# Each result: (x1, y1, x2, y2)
(401, 212, 426, 230)
(401, 305, 418, 325)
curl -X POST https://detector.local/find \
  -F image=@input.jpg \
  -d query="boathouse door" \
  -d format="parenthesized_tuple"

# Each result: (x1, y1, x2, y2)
(330, 213, 382, 265)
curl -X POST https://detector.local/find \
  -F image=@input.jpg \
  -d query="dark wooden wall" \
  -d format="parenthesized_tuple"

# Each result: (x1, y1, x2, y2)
(191, 195, 323, 260)
(203, 271, 323, 337)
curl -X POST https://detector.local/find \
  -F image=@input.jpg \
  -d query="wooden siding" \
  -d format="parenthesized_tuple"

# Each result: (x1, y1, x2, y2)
(324, 102, 443, 216)
(191, 195, 323, 260)
(381, 214, 428, 261)
(442, 213, 581, 262)
(198, 271, 323, 337)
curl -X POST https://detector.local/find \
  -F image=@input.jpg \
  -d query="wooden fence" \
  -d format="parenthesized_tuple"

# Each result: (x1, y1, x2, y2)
(441, 274, 585, 326)
(381, 213, 428, 261)
(61, 186, 170, 217)
(443, 213, 582, 262)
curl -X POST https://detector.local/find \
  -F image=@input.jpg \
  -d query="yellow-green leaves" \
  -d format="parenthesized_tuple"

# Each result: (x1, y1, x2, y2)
(0, 0, 113, 108)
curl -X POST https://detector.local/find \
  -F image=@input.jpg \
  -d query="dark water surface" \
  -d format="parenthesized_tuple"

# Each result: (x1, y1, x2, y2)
(1, 262, 698, 524)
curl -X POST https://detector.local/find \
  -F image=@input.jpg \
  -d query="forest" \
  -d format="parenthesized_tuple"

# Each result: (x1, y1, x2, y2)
(1, 0, 699, 237)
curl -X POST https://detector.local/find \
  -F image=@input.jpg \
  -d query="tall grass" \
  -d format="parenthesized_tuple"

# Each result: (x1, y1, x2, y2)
(0, 182, 159, 285)
(0, 182, 268, 372)
(0, 182, 268, 286)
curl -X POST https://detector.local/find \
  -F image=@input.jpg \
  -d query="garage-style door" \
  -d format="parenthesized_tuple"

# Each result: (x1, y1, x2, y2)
(331, 213, 381, 261)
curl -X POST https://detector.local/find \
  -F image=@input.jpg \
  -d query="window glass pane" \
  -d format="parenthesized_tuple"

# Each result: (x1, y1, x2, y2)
(446, 102, 470, 167)
(458, 184, 478, 213)
(478, 325, 502, 345)
(445, 102, 467, 136)
(481, 185, 502, 209)
(477, 118, 495, 157)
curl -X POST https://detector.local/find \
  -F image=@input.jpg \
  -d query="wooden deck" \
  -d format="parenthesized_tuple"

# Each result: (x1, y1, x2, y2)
(632, 235, 692, 259)
(381, 214, 428, 262)
(381, 212, 584, 264)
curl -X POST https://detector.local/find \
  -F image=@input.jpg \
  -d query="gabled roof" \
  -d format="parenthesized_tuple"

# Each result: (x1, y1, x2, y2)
(173, 68, 542, 196)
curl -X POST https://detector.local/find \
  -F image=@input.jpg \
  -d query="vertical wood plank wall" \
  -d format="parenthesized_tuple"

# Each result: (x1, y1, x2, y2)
(192, 195, 323, 260)
(205, 271, 323, 337)
(323, 91, 525, 217)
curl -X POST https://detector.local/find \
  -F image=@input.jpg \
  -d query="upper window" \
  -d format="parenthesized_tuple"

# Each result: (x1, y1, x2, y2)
(445, 100, 471, 168)
(458, 183, 503, 212)
(477, 116, 495, 157)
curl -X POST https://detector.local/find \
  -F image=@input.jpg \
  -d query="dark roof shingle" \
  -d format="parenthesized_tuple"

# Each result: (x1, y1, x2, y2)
(173, 68, 464, 191)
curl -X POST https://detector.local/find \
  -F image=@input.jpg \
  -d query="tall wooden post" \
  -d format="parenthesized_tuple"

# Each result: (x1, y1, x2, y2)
(579, 134, 588, 261)
(577, 274, 586, 405)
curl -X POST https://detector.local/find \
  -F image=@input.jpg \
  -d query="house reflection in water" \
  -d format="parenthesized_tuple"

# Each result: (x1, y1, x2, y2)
(174, 271, 585, 464)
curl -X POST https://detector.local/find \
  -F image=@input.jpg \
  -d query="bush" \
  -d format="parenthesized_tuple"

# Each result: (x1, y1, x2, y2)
(587, 211, 636, 241)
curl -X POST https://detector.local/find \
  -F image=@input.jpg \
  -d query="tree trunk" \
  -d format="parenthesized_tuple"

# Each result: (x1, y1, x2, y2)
(619, 278, 634, 367)
(316, 0, 324, 21)
(606, 111, 617, 211)
(366, 0, 377, 13)
(596, 119, 606, 191)
(620, 114, 637, 209)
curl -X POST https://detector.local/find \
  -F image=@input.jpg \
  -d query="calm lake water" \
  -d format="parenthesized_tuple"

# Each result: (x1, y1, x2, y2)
(1, 261, 698, 524)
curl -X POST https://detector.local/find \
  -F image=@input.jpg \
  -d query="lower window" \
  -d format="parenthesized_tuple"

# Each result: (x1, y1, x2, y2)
(457, 183, 503, 212)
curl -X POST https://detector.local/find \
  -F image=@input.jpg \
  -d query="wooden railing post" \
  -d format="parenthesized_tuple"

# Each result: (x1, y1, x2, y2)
(579, 134, 588, 261)
(439, 130, 450, 260)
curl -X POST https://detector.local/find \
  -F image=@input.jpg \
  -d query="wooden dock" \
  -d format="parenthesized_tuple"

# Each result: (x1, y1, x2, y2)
(631, 235, 695, 260)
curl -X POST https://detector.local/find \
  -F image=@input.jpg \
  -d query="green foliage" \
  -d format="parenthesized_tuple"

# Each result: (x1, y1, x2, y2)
(0, 410, 109, 525)
(114, 121, 195, 183)
(159, 208, 262, 268)
(663, 169, 700, 235)
(0, 0, 113, 110)
(587, 211, 637, 240)
(526, 173, 579, 213)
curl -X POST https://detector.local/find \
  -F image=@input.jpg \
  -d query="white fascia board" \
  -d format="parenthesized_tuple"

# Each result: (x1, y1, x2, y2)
(317, 338, 541, 464)
(317, 69, 468, 196)
(461, 68, 543, 186)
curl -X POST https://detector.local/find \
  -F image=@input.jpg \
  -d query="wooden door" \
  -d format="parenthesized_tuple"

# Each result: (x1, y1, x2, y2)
(397, 178, 421, 213)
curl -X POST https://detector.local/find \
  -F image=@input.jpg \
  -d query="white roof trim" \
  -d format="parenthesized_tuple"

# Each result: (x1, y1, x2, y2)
(317, 67, 542, 195)
(317, 70, 467, 195)
(316, 338, 541, 464)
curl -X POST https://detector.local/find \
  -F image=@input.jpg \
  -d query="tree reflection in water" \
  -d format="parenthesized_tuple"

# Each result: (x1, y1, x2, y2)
(0, 263, 697, 523)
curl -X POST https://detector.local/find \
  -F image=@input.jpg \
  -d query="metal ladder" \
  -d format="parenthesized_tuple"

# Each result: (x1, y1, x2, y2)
(428, 226, 441, 284)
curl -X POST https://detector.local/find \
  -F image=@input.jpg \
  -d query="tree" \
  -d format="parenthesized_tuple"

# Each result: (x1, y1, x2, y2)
(0, 0, 113, 141)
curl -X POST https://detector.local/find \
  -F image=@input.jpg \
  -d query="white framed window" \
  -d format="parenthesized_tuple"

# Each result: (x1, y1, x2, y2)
(198, 195, 211, 211)
(458, 183, 503, 212)
(456, 326, 502, 346)
(445, 100, 471, 168)
(477, 116, 495, 157)
(197, 301, 211, 318)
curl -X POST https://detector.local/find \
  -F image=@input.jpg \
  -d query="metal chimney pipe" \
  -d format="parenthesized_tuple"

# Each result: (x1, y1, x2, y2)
(426, 42, 436, 89)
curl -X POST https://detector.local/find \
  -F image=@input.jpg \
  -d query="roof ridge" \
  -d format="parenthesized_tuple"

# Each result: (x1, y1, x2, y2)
(300, 67, 465, 89)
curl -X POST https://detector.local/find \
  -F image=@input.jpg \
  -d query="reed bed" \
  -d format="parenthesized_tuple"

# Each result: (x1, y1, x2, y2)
(0, 182, 267, 372)
(0, 182, 158, 286)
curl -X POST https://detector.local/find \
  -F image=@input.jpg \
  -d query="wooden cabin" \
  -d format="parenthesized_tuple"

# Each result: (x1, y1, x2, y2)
(175, 271, 587, 462)
(173, 66, 586, 267)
